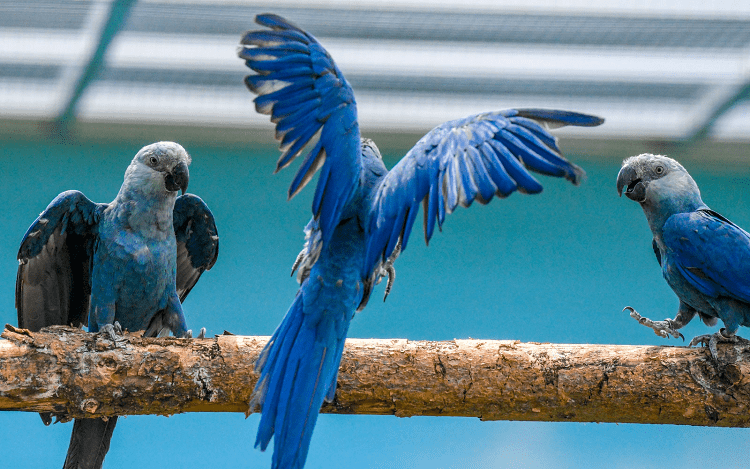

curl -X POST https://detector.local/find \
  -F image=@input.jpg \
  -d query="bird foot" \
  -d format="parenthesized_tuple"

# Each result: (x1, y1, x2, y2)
(688, 329, 739, 359)
(99, 321, 123, 342)
(623, 307, 684, 340)
(377, 239, 402, 302)
(181, 327, 206, 339)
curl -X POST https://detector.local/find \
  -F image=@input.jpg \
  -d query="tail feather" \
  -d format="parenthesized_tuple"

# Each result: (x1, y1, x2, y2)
(253, 290, 351, 469)
(63, 417, 118, 469)
(253, 295, 304, 450)
(324, 334, 348, 403)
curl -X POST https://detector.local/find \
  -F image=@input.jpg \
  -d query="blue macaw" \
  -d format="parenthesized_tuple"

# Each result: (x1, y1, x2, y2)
(617, 153, 750, 358)
(16, 141, 219, 469)
(238, 14, 604, 469)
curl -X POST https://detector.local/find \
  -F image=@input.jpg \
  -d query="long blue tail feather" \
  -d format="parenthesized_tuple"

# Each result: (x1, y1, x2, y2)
(253, 289, 351, 469)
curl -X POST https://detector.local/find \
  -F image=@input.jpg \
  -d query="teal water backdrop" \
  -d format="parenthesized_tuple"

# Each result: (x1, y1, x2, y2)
(2, 138, 750, 467)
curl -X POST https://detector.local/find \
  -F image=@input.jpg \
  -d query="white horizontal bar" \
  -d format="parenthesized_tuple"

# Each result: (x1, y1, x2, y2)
(136, 0, 750, 20)
(52, 81, 746, 140)
(2, 29, 746, 86)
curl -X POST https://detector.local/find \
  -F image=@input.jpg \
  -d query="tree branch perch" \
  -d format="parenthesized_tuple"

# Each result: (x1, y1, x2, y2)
(1, 325, 749, 427)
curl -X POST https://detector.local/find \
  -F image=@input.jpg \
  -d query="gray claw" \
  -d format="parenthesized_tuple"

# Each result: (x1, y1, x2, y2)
(181, 327, 206, 339)
(688, 329, 738, 359)
(100, 321, 123, 342)
(382, 262, 395, 302)
(380, 239, 402, 302)
(623, 306, 684, 341)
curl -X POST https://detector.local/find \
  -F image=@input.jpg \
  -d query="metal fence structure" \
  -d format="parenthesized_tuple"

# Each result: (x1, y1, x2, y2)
(2, 0, 750, 141)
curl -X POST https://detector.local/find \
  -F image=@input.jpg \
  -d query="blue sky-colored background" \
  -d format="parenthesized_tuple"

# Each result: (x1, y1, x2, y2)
(1, 137, 750, 468)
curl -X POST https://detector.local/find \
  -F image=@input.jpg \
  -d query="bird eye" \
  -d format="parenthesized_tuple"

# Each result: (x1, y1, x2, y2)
(655, 165, 664, 175)
(149, 156, 158, 166)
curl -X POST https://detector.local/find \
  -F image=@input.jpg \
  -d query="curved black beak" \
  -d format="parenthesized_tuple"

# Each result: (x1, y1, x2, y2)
(616, 165, 646, 202)
(165, 161, 189, 194)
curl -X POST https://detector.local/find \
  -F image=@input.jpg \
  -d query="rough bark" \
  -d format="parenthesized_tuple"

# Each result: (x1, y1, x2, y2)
(1, 324, 750, 427)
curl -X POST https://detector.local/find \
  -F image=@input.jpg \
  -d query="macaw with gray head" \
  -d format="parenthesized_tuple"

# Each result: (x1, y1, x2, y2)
(16, 141, 219, 469)
(239, 13, 604, 469)
(617, 153, 750, 358)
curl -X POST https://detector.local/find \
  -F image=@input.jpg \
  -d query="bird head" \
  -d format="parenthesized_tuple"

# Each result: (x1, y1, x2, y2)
(126, 142, 191, 196)
(616, 153, 705, 223)
(361, 138, 387, 177)
(361, 138, 382, 160)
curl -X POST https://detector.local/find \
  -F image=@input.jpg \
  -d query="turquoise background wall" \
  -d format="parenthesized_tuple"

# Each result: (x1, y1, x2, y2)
(1, 137, 750, 468)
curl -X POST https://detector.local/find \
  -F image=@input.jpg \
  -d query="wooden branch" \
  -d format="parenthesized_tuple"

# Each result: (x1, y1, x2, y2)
(1, 324, 750, 427)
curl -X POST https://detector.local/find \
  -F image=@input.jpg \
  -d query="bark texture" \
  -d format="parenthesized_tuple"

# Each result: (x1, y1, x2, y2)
(2, 324, 750, 427)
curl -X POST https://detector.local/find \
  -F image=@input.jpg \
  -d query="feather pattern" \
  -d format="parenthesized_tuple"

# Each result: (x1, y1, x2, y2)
(363, 109, 601, 280)
(663, 209, 750, 302)
(16, 190, 103, 331)
(239, 13, 362, 244)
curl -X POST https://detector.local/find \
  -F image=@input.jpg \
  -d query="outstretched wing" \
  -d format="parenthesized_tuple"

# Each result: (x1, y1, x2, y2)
(364, 109, 604, 279)
(238, 13, 362, 244)
(16, 190, 103, 331)
(664, 209, 750, 303)
(173, 194, 219, 302)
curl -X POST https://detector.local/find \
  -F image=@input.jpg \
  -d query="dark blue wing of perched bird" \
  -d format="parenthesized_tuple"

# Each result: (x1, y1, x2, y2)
(173, 194, 220, 302)
(16, 190, 104, 332)
(239, 13, 604, 469)
(663, 209, 750, 303)
(16, 144, 219, 469)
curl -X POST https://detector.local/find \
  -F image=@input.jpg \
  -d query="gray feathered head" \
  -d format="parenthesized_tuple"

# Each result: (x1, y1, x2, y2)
(617, 153, 706, 227)
(617, 154, 699, 202)
(124, 141, 191, 196)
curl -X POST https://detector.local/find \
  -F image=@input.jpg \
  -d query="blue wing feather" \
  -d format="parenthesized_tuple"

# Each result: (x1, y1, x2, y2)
(249, 55, 313, 73)
(465, 146, 496, 203)
(515, 108, 605, 128)
(499, 128, 567, 179)
(364, 109, 603, 278)
(478, 141, 517, 196)
(241, 29, 310, 46)
(664, 209, 750, 303)
(240, 13, 362, 244)
(508, 116, 560, 151)
(424, 179, 440, 241)
(400, 202, 421, 251)
(487, 139, 544, 194)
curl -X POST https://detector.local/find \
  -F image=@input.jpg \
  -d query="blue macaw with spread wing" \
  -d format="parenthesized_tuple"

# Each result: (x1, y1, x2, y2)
(16, 142, 219, 469)
(617, 153, 750, 358)
(238, 14, 604, 469)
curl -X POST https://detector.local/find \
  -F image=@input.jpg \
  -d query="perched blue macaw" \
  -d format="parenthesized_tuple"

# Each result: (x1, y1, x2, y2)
(16, 141, 219, 469)
(617, 153, 750, 358)
(238, 14, 604, 469)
